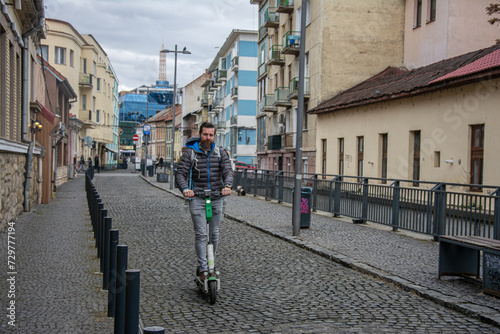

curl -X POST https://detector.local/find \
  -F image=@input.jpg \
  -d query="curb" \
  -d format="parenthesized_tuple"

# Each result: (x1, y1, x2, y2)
(139, 175, 500, 328)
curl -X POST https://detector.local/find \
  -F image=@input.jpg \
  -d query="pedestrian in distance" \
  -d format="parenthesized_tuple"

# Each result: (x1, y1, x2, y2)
(175, 122, 233, 282)
(76, 155, 86, 173)
(94, 155, 100, 173)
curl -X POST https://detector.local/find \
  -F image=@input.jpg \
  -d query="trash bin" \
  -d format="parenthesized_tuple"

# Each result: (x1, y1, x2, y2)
(157, 173, 168, 182)
(300, 187, 313, 228)
(147, 165, 154, 177)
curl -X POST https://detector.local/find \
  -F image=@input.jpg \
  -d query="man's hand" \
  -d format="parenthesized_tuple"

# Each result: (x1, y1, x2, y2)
(221, 187, 231, 196)
(183, 189, 194, 198)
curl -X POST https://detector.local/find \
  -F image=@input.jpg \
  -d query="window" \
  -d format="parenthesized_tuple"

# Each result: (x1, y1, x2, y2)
(414, 0, 422, 28)
(381, 134, 388, 184)
(412, 131, 421, 186)
(93, 61, 96, 75)
(470, 124, 484, 191)
(97, 78, 101, 92)
(82, 58, 87, 74)
(357, 136, 364, 177)
(39, 45, 48, 60)
(434, 151, 440, 168)
(82, 94, 87, 110)
(55, 47, 66, 64)
(70, 50, 74, 67)
(96, 110, 100, 123)
(303, 102, 308, 130)
(428, 0, 436, 22)
(321, 139, 327, 178)
(338, 138, 344, 175)
(89, 110, 92, 121)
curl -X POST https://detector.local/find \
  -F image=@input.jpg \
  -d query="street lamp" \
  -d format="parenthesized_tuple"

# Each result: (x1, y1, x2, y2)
(160, 45, 191, 189)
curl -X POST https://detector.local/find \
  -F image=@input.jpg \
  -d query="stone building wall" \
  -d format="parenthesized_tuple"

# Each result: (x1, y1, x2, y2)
(0, 152, 40, 232)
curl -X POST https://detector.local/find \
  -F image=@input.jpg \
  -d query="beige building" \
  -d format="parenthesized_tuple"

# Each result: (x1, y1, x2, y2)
(0, 0, 45, 230)
(41, 18, 119, 168)
(252, 0, 405, 173)
(311, 45, 500, 190)
(181, 72, 210, 147)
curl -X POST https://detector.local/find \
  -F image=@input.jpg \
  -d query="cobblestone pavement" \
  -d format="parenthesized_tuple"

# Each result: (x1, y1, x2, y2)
(0, 175, 113, 333)
(90, 169, 500, 333)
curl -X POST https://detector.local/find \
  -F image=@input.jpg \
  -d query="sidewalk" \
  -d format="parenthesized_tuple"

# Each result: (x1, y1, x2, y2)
(142, 172, 500, 327)
(0, 175, 113, 333)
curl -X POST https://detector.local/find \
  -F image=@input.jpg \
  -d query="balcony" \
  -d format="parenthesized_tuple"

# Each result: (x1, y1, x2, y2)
(268, 135, 282, 150)
(231, 56, 239, 71)
(217, 69, 227, 82)
(259, 94, 277, 114)
(274, 87, 292, 107)
(231, 86, 238, 99)
(208, 80, 217, 92)
(288, 77, 310, 99)
(263, 7, 279, 28)
(268, 45, 285, 66)
(282, 132, 295, 149)
(200, 91, 208, 106)
(258, 62, 267, 80)
(282, 31, 300, 55)
(79, 73, 93, 88)
(250, 0, 264, 4)
(276, 0, 294, 13)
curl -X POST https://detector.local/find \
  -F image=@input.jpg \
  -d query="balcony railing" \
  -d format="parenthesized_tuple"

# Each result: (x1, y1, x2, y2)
(268, 45, 285, 65)
(259, 26, 268, 42)
(231, 56, 239, 71)
(217, 121, 227, 129)
(258, 63, 267, 79)
(282, 31, 300, 55)
(259, 94, 277, 113)
(267, 134, 282, 150)
(231, 86, 238, 99)
(288, 77, 310, 99)
(79, 73, 93, 87)
(200, 91, 208, 106)
(230, 115, 238, 125)
(276, 0, 294, 13)
(282, 132, 295, 149)
(274, 87, 292, 107)
(263, 7, 279, 28)
(217, 69, 227, 82)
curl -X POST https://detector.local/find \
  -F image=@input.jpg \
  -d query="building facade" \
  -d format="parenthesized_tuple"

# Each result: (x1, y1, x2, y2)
(0, 0, 45, 230)
(41, 18, 120, 168)
(204, 29, 258, 165)
(252, 0, 405, 173)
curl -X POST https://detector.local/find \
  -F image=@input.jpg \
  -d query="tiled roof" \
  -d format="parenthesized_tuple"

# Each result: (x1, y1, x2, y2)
(310, 44, 500, 114)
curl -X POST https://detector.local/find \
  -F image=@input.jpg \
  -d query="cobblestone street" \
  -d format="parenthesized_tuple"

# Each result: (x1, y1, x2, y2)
(91, 171, 500, 333)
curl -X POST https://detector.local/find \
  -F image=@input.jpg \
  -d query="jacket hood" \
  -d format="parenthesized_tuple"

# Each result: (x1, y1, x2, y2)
(185, 135, 200, 149)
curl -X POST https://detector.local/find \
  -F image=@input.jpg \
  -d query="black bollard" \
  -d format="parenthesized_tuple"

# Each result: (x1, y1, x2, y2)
(144, 327, 165, 333)
(103, 217, 112, 289)
(124, 270, 140, 334)
(98, 207, 107, 261)
(108, 230, 119, 317)
(114, 245, 128, 334)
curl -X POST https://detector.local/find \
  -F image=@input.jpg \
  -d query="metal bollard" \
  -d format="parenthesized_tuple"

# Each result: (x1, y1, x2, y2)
(108, 230, 119, 317)
(114, 245, 128, 334)
(144, 327, 165, 333)
(103, 217, 112, 289)
(98, 207, 107, 261)
(124, 270, 140, 334)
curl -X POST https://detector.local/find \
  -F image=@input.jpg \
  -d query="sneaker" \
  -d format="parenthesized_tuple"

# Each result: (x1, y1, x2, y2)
(199, 271, 206, 282)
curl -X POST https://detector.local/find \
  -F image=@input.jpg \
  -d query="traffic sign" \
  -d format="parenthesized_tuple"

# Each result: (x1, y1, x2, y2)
(132, 134, 139, 142)
(143, 125, 151, 135)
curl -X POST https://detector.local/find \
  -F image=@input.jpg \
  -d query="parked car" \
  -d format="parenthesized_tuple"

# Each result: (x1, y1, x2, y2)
(234, 161, 256, 171)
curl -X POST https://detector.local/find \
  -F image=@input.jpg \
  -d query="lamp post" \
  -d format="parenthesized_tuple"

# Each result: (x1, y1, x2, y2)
(139, 85, 151, 162)
(160, 45, 191, 189)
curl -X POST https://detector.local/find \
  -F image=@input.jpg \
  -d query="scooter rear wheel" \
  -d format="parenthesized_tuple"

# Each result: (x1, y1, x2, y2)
(208, 280, 217, 304)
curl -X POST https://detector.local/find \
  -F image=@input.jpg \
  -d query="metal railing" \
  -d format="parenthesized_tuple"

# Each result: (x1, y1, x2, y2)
(233, 170, 500, 239)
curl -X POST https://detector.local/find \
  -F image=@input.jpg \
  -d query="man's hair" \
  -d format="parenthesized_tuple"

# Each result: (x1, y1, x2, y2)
(199, 121, 216, 134)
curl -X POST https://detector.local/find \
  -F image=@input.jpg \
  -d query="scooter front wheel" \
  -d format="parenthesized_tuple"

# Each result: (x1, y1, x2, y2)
(208, 280, 217, 304)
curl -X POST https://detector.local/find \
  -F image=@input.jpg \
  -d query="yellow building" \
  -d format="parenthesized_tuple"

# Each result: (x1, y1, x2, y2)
(41, 18, 119, 167)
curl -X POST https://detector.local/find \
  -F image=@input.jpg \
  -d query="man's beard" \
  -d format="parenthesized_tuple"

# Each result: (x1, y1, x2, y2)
(200, 140, 212, 150)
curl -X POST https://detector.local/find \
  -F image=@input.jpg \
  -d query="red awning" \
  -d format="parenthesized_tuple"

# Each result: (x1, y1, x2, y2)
(37, 100, 56, 124)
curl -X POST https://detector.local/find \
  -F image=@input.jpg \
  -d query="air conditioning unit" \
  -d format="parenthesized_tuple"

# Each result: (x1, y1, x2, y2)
(278, 113, 285, 124)
(278, 124, 285, 134)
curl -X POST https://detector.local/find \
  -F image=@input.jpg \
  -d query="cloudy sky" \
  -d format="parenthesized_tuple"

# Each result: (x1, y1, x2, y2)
(44, 0, 258, 92)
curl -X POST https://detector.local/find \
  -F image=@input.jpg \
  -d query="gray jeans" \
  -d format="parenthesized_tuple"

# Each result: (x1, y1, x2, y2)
(189, 197, 223, 272)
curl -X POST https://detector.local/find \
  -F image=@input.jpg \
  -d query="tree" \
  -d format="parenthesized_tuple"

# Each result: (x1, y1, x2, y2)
(486, 2, 500, 43)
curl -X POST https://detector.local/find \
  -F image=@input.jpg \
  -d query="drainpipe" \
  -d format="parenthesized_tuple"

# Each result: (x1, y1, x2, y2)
(21, 3, 44, 212)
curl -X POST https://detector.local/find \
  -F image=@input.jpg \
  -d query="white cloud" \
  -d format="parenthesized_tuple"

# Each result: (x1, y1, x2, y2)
(44, 0, 257, 91)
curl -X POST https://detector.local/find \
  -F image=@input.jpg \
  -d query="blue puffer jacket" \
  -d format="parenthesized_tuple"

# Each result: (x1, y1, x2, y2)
(175, 135, 233, 196)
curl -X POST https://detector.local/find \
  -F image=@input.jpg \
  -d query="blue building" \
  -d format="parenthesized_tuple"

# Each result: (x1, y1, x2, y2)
(119, 80, 174, 146)
(207, 30, 258, 165)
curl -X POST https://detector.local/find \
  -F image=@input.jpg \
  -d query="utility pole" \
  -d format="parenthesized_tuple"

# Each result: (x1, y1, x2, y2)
(292, 2, 307, 236)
